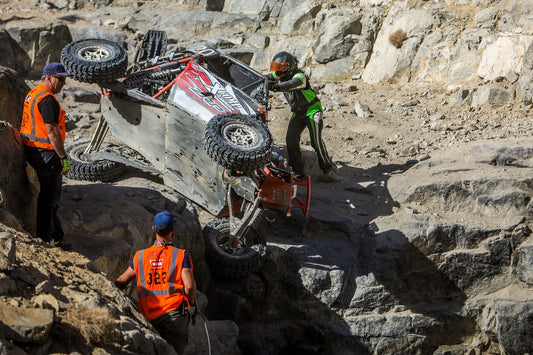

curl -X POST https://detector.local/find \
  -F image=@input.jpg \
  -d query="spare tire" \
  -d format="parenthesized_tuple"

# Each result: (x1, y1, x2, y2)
(61, 39, 127, 84)
(203, 113, 273, 172)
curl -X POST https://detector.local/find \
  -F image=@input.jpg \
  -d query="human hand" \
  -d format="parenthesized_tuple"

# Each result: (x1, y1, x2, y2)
(189, 305, 197, 325)
(61, 157, 71, 175)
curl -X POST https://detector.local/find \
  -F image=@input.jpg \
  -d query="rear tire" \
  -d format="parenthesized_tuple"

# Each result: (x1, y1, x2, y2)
(66, 141, 125, 182)
(203, 217, 266, 279)
(61, 39, 127, 84)
(203, 113, 273, 172)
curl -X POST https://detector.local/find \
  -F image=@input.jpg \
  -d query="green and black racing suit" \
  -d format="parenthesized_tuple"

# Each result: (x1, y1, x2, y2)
(268, 69, 333, 176)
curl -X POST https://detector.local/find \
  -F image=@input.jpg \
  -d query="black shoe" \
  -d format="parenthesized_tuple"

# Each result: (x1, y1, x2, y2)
(51, 240, 73, 250)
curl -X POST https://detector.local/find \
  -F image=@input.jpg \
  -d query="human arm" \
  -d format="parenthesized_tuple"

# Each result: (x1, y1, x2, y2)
(270, 73, 307, 92)
(181, 267, 196, 306)
(45, 122, 70, 175)
(44, 122, 67, 158)
(115, 266, 136, 290)
(39, 97, 67, 158)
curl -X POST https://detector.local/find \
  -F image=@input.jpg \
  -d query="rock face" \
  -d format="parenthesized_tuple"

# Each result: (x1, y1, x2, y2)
(1, 0, 533, 354)
(0, 122, 36, 234)
(0, 0, 531, 105)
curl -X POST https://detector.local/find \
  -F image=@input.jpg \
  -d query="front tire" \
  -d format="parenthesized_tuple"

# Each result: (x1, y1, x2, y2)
(66, 141, 125, 182)
(203, 113, 273, 172)
(61, 38, 128, 84)
(203, 218, 266, 279)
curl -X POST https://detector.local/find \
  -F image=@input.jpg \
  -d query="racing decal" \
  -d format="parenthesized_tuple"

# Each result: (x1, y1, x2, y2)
(175, 61, 246, 115)
(150, 259, 164, 269)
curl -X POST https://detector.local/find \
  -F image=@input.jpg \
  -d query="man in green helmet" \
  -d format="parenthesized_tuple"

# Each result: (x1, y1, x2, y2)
(267, 51, 338, 183)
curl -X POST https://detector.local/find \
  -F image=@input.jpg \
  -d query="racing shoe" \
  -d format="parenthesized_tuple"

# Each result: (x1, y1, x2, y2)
(318, 170, 340, 183)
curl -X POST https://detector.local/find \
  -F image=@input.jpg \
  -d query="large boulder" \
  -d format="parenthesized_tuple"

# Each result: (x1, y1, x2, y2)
(0, 123, 36, 233)
(0, 66, 29, 129)
(3, 20, 72, 78)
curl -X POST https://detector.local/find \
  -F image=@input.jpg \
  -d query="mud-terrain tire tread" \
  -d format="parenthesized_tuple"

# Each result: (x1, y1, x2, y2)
(66, 140, 125, 182)
(203, 217, 266, 279)
(203, 113, 273, 172)
(61, 39, 127, 84)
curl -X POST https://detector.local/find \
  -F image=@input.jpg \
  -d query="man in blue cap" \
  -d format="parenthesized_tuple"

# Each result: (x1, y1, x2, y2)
(115, 211, 197, 353)
(20, 62, 73, 250)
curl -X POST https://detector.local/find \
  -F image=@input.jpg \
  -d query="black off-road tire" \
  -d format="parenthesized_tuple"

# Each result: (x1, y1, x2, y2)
(203, 217, 267, 279)
(66, 141, 125, 182)
(203, 113, 273, 172)
(61, 39, 127, 84)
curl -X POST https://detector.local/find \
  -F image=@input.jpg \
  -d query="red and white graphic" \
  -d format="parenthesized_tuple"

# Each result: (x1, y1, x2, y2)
(175, 61, 243, 115)
(150, 259, 163, 269)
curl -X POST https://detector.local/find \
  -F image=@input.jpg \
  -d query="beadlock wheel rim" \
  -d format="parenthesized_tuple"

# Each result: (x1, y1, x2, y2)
(77, 45, 113, 62)
(222, 123, 259, 150)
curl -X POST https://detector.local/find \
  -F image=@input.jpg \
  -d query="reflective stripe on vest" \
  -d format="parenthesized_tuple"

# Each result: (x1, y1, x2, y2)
(134, 245, 188, 321)
(138, 247, 181, 297)
(20, 84, 66, 150)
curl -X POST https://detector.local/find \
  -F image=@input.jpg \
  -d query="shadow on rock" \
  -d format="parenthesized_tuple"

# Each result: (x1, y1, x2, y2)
(201, 159, 475, 353)
(58, 181, 210, 289)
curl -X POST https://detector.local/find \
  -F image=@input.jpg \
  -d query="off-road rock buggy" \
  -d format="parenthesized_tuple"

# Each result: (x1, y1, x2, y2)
(60, 31, 311, 278)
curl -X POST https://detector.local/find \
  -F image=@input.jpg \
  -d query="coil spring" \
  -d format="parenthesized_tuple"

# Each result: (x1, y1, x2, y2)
(123, 69, 176, 87)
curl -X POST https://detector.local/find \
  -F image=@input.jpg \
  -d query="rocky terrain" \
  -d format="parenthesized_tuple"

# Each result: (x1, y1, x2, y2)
(1, 0, 533, 354)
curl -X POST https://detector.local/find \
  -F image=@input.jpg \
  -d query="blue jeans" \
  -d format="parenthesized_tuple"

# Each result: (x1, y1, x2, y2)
(24, 146, 64, 242)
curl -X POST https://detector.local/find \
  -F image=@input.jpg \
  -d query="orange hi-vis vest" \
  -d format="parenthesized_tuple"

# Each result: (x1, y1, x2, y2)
(133, 245, 191, 321)
(20, 84, 66, 150)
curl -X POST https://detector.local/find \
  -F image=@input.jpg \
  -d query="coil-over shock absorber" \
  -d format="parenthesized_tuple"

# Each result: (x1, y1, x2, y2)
(123, 66, 182, 96)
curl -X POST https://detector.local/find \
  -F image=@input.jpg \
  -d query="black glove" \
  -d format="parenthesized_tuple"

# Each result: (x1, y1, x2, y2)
(266, 74, 278, 91)
(188, 305, 197, 325)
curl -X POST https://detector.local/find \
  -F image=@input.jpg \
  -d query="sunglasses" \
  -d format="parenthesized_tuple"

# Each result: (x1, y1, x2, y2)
(52, 75, 66, 82)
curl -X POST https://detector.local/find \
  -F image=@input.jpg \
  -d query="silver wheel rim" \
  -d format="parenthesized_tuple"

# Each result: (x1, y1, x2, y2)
(222, 123, 259, 150)
(77, 45, 112, 62)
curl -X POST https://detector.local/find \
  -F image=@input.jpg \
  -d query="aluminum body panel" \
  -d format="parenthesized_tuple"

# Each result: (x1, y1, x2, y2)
(164, 102, 227, 215)
(101, 94, 166, 172)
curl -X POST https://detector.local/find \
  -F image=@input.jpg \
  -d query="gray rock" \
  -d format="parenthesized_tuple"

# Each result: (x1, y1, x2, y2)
(280, 1, 320, 36)
(353, 101, 373, 117)
(0, 122, 36, 234)
(0, 233, 16, 264)
(0, 301, 54, 343)
(516, 240, 533, 285)
(4, 22, 72, 78)
(471, 86, 511, 107)
(0, 66, 30, 129)
(60, 86, 101, 104)
(479, 300, 533, 355)
(475, 7, 499, 28)
(313, 8, 362, 64)
(477, 35, 527, 83)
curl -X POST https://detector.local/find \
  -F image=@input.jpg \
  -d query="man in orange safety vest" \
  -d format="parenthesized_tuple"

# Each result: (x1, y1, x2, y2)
(115, 211, 197, 353)
(20, 62, 72, 250)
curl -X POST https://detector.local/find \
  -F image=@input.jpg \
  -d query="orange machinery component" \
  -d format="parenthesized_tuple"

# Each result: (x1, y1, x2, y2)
(260, 166, 311, 217)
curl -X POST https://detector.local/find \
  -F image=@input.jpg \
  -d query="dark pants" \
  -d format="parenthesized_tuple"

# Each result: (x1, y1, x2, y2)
(286, 110, 333, 176)
(150, 308, 189, 354)
(24, 146, 64, 242)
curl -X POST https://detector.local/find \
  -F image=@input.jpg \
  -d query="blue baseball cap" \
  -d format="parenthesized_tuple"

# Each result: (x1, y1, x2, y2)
(153, 211, 176, 230)
(42, 62, 72, 76)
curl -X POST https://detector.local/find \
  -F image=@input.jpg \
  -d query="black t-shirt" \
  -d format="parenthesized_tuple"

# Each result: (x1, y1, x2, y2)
(37, 95, 60, 124)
